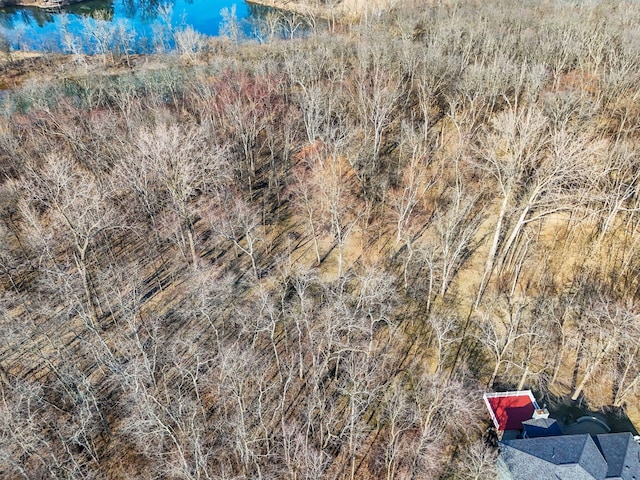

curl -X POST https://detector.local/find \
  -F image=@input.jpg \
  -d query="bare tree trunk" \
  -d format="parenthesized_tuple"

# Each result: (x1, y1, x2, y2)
(475, 193, 509, 308)
(187, 226, 199, 269)
(571, 341, 614, 401)
(517, 365, 529, 391)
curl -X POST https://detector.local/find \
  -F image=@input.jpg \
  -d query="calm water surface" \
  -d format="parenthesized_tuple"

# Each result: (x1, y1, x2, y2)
(0, 0, 262, 52)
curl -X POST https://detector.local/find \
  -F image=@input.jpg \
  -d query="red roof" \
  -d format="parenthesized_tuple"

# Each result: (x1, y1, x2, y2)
(484, 391, 536, 431)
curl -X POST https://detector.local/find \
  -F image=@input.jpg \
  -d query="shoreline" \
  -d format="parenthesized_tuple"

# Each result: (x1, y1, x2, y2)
(246, 0, 395, 23)
(0, 0, 85, 8)
(246, 0, 349, 22)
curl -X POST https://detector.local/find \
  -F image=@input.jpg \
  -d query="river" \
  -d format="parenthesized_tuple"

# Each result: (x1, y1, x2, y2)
(0, 0, 274, 52)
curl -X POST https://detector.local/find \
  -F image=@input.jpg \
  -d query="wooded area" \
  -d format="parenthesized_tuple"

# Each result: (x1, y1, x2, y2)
(1, 0, 640, 478)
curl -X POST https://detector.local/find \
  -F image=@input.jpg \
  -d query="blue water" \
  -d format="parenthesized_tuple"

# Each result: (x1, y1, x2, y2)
(0, 0, 265, 52)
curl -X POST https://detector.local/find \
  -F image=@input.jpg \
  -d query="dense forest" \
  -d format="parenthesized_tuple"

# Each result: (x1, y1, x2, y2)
(1, 0, 640, 478)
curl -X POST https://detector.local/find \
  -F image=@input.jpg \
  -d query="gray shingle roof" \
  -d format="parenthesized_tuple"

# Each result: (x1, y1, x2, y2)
(593, 433, 640, 479)
(500, 434, 608, 479)
(500, 433, 640, 480)
(522, 417, 563, 438)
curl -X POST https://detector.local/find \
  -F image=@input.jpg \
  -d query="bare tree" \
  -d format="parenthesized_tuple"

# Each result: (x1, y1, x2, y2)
(452, 440, 498, 480)
(473, 104, 549, 307)
(420, 184, 482, 306)
(473, 103, 604, 305)
(611, 331, 640, 408)
(594, 141, 640, 240)
(404, 371, 481, 479)
(379, 381, 415, 480)
(571, 295, 638, 401)
(288, 145, 328, 266)
(20, 155, 120, 328)
(388, 123, 437, 250)
(134, 121, 228, 268)
(211, 70, 275, 194)
(210, 190, 263, 279)
(295, 141, 360, 275)
(350, 39, 402, 178)
(474, 294, 538, 388)
(426, 311, 460, 375)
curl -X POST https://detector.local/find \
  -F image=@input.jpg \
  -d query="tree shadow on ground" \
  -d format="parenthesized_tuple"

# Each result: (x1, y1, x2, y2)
(532, 389, 638, 436)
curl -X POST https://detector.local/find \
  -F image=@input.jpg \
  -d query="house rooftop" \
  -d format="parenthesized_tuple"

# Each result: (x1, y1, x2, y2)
(522, 417, 562, 438)
(487, 390, 640, 479)
(500, 432, 640, 480)
(501, 434, 608, 479)
(593, 433, 640, 479)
